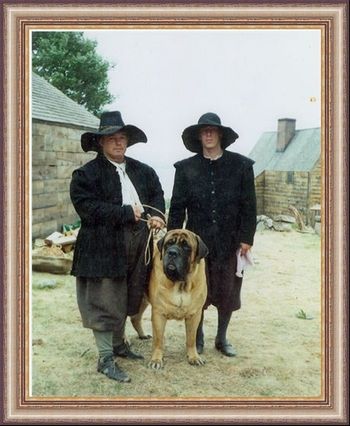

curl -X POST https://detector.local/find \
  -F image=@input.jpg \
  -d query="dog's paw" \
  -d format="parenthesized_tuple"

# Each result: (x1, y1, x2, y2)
(188, 355, 206, 366)
(148, 358, 164, 370)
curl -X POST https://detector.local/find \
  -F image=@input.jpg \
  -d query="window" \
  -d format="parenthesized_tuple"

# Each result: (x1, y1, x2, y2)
(286, 171, 294, 184)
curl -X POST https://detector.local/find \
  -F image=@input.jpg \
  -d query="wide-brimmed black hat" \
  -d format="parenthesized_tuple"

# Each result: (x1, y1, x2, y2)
(81, 111, 147, 152)
(182, 112, 239, 153)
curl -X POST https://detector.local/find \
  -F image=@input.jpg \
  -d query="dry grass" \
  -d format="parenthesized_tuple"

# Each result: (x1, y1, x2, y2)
(31, 229, 322, 399)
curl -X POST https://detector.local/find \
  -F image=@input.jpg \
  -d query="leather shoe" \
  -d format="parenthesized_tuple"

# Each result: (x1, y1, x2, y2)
(215, 340, 237, 357)
(113, 342, 144, 360)
(97, 355, 131, 382)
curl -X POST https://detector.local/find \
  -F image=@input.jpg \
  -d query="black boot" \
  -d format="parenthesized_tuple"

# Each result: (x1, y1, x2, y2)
(196, 312, 204, 354)
(113, 341, 144, 360)
(97, 355, 131, 382)
(215, 310, 237, 357)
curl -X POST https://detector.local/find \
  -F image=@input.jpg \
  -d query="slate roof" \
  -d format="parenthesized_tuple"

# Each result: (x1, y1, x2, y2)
(249, 127, 321, 177)
(32, 72, 100, 130)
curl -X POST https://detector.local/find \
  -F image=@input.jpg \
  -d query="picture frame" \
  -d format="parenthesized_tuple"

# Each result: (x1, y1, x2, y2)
(1, 0, 348, 424)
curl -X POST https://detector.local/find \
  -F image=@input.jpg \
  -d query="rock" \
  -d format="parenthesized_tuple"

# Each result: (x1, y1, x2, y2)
(33, 279, 58, 289)
(256, 215, 274, 230)
(33, 238, 46, 248)
(273, 214, 296, 224)
(256, 221, 267, 231)
(266, 218, 273, 228)
(272, 221, 292, 232)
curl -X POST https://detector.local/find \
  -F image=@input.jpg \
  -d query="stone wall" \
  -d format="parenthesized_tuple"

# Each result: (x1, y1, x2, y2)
(255, 172, 265, 215)
(309, 160, 321, 208)
(263, 170, 310, 219)
(32, 120, 95, 239)
(255, 167, 321, 224)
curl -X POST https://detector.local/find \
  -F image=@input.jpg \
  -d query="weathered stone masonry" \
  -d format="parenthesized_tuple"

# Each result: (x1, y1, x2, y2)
(32, 120, 94, 238)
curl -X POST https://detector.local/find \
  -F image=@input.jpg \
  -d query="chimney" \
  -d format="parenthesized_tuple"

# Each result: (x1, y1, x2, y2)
(277, 118, 296, 152)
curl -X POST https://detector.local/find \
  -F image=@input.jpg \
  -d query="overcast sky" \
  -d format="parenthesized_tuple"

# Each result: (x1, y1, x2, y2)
(84, 29, 321, 198)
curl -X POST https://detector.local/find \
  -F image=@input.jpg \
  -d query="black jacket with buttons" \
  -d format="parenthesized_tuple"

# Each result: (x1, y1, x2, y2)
(167, 150, 257, 260)
(70, 153, 165, 277)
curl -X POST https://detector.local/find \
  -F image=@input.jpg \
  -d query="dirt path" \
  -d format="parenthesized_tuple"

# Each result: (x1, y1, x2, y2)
(31, 229, 322, 398)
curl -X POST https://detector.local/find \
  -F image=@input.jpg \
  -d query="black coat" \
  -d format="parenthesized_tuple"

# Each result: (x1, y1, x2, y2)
(70, 153, 165, 278)
(168, 151, 257, 260)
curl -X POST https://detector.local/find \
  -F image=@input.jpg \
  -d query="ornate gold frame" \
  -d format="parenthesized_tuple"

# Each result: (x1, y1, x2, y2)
(2, 1, 348, 424)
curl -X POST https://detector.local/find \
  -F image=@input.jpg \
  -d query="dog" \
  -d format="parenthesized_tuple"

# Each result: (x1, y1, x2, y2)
(147, 229, 208, 369)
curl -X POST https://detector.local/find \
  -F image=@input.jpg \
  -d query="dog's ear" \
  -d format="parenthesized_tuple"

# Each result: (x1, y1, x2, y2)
(157, 236, 166, 260)
(195, 235, 209, 263)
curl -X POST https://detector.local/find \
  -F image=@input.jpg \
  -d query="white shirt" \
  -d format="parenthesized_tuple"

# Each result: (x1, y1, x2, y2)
(108, 159, 144, 213)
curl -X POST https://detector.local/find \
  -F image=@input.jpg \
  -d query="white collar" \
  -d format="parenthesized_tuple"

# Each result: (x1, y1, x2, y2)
(107, 158, 126, 170)
(203, 152, 223, 161)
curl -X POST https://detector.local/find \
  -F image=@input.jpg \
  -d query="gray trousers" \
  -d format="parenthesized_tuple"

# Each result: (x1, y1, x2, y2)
(76, 222, 149, 341)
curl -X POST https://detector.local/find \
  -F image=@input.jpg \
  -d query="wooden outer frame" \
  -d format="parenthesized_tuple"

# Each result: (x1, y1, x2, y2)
(1, 1, 348, 424)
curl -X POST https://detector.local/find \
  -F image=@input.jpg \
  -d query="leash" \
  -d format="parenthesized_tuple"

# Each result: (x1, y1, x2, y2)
(144, 226, 154, 266)
(138, 204, 167, 265)
(140, 204, 167, 223)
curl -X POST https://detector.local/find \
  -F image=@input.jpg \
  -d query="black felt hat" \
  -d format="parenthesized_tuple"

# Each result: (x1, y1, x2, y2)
(81, 111, 147, 152)
(182, 112, 239, 153)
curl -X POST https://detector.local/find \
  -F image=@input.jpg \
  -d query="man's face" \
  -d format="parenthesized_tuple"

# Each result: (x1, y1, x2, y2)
(199, 126, 222, 150)
(100, 131, 128, 162)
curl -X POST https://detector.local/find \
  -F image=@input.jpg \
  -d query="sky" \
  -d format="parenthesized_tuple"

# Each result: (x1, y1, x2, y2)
(84, 29, 321, 198)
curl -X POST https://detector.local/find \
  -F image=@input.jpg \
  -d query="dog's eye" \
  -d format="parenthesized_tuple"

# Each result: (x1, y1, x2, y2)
(164, 239, 176, 250)
(180, 240, 191, 250)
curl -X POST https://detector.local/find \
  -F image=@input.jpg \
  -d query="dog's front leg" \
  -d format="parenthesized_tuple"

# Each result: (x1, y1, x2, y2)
(148, 310, 167, 369)
(185, 311, 205, 366)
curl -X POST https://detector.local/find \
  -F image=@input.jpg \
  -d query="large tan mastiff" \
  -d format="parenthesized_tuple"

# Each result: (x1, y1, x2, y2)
(148, 229, 208, 369)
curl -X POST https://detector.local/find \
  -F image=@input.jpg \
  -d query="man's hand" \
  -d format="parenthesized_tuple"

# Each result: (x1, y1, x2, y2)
(240, 242, 252, 255)
(148, 216, 166, 230)
(132, 205, 142, 222)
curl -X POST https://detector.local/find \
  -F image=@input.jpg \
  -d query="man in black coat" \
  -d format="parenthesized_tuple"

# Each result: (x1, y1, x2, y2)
(168, 112, 256, 357)
(70, 111, 165, 382)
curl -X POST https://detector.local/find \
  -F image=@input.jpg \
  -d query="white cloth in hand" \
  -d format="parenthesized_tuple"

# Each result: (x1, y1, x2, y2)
(236, 248, 254, 277)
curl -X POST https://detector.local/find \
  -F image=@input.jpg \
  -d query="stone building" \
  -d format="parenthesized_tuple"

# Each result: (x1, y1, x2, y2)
(249, 118, 321, 224)
(32, 73, 99, 238)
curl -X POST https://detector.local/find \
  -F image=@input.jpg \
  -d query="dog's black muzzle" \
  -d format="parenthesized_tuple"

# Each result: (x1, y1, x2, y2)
(163, 244, 189, 282)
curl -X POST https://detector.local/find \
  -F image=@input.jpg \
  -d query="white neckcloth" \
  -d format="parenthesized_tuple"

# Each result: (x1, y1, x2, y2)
(108, 159, 144, 213)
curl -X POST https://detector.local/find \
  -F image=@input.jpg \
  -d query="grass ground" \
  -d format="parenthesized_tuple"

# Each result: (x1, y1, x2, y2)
(31, 229, 322, 399)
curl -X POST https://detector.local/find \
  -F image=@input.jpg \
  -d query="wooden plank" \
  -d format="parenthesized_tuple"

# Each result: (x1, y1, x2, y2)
(44, 232, 77, 246)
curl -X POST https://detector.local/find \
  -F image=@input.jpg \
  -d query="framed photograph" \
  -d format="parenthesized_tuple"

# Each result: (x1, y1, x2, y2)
(1, 0, 348, 424)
